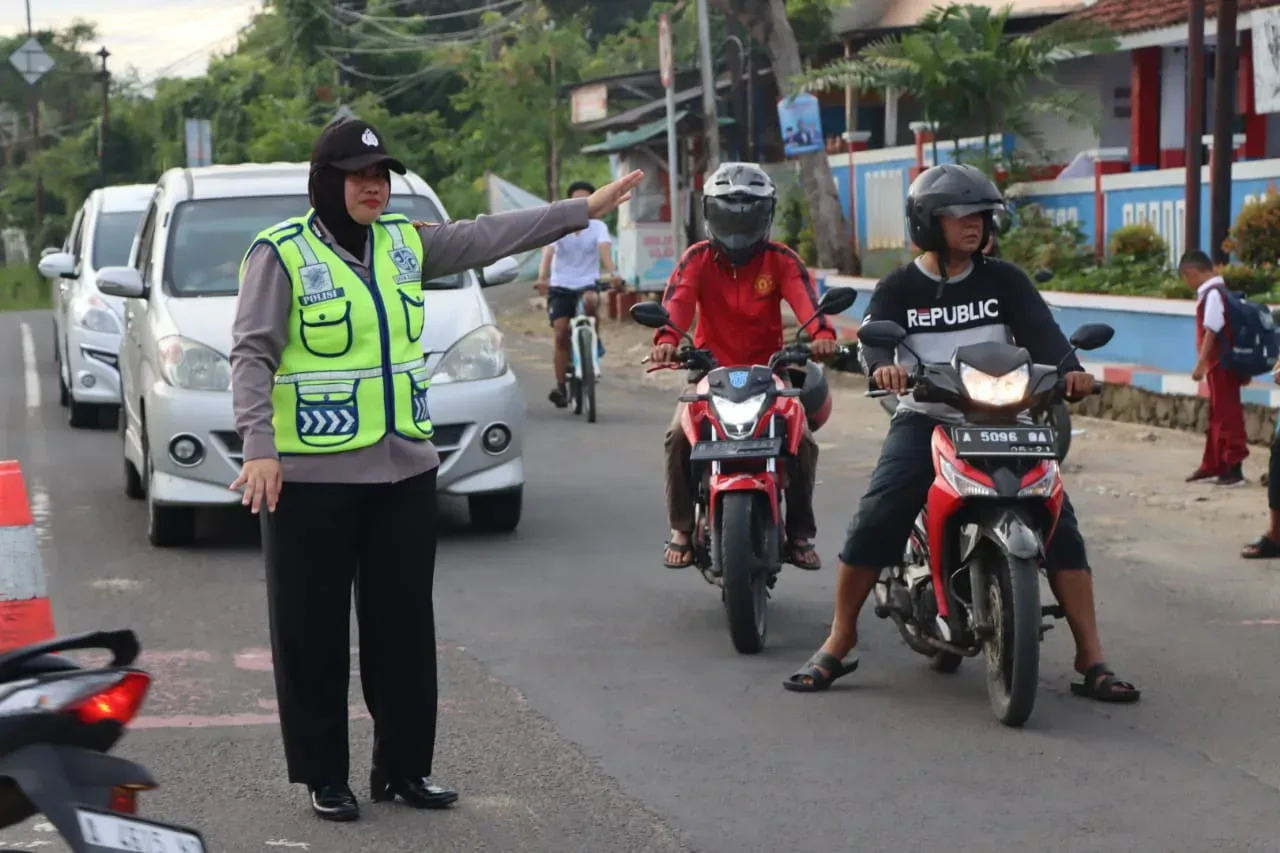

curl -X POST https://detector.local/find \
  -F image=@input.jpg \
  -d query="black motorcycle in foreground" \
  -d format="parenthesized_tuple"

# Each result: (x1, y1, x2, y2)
(0, 630, 206, 852)
(857, 318, 1113, 727)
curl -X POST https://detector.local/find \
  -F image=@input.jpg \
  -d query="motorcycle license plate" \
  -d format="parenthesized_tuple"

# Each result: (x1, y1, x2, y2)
(76, 806, 206, 853)
(689, 436, 783, 462)
(949, 426, 1057, 459)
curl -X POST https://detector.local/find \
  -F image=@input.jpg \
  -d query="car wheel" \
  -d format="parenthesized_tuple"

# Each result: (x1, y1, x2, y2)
(468, 488, 522, 534)
(144, 429, 196, 548)
(122, 413, 144, 501)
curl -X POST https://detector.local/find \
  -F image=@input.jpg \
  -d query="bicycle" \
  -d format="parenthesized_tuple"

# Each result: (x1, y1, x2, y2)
(536, 278, 618, 424)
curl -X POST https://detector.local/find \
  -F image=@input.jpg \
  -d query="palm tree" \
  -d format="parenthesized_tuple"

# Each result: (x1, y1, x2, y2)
(801, 4, 1118, 163)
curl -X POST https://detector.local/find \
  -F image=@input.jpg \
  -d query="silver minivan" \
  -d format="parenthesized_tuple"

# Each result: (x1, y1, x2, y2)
(96, 162, 525, 548)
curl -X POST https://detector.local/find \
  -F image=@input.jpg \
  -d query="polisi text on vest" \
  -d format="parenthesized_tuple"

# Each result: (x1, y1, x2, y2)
(906, 299, 1000, 330)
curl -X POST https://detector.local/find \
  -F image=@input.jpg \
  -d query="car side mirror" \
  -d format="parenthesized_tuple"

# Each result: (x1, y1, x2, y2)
(630, 300, 671, 330)
(479, 256, 519, 288)
(38, 251, 77, 281)
(96, 266, 146, 299)
(854, 319, 907, 349)
(1068, 322, 1114, 351)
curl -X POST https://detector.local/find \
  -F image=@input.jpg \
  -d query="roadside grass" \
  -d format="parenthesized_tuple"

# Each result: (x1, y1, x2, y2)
(0, 266, 50, 312)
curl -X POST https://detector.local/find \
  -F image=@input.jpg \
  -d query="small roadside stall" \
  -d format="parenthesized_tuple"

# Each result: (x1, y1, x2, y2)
(567, 71, 736, 318)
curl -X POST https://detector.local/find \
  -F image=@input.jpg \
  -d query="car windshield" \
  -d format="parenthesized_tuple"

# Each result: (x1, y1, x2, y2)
(92, 210, 145, 270)
(164, 194, 463, 296)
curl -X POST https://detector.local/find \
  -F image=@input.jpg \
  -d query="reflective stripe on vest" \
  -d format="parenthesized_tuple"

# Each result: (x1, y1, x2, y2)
(253, 211, 433, 454)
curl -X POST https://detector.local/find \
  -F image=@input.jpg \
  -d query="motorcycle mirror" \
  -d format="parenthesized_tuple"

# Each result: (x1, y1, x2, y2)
(816, 286, 857, 316)
(1068, 322, 1114, 352)
(1033, 268, 1055, 284)
(630, 301, 671, 330)
(854, 319, 907, 350)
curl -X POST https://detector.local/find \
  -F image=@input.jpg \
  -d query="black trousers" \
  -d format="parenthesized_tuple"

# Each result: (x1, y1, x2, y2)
(261, 468, 439, 785)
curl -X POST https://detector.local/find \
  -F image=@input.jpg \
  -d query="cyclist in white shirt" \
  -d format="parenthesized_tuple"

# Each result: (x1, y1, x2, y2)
(537, 181, 623, 408)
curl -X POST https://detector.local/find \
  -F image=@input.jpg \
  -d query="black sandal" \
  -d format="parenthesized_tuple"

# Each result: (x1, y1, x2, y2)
(782, 651, 859, 693)
(785, 541, 822, 571)
(662, 539, 693, 568)
(1070, 662, 1141, 703)
(1241, 535, 1280, 559)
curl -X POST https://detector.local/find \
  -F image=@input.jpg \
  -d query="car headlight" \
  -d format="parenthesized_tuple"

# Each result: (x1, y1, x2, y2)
(430, 324, 508, 385)
(938, 455, 996, 497)
(712, 393, 768, 430)
(156, 336, 231, 392)
(71, 295, 120, 334)
(959, 362, 1029, 406)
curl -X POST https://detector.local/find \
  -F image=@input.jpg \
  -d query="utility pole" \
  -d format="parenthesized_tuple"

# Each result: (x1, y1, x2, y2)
(1209, 0, 1238, 265)
(548, 44, 559, 201)
(695, 0, 721, 172)
(25, 0, 43, 232)
(97, 47, 110, 188)
(1184, 0, 1205, 254)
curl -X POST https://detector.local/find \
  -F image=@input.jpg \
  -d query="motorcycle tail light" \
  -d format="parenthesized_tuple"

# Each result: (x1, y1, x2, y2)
(64, 672, 151, 726)
(109, 785, 151, 815)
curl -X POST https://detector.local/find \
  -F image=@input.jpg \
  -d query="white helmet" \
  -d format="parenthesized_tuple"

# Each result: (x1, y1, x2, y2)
(702, 162, 776, 266)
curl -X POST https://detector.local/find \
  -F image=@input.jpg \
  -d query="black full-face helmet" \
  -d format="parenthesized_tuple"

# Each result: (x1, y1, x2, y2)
(905, 163, 1005, 259)
(702, 162, 776, 267)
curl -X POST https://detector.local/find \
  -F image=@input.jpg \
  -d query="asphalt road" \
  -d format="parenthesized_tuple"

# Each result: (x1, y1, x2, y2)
(2, 298, 1280, 853)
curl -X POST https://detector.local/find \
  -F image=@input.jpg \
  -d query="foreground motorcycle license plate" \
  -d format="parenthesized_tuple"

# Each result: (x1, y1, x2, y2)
(689, 436, 783, 462)
(950, 426, 1057, 459)
(76, 806, 206, 853)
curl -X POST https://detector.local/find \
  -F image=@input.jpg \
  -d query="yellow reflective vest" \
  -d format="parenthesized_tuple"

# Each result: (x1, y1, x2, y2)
(244, 210, 433, 455)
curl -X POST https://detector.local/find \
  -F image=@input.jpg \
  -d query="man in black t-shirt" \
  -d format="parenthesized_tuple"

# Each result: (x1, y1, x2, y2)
(782, 164, 1141, 704)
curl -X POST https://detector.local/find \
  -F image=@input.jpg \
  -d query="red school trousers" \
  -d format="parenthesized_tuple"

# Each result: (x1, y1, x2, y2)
(1201, 364, 1249, 474)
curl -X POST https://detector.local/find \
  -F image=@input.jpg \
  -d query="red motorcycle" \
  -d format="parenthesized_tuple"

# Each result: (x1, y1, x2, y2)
(630, 287, 857, 655)
(855, 318, 1112, 726)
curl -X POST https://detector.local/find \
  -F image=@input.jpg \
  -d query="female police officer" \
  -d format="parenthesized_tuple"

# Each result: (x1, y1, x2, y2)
(230, 117, 642, 822)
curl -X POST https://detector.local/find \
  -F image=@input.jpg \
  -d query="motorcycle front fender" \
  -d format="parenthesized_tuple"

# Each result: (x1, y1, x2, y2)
(980, 507, 1044, 561)
(0, 743, 157, 851)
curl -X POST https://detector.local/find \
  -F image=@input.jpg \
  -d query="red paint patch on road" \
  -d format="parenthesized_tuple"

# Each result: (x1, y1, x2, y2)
(132, 707, 372, 730)
(1238, 619, 1280, 625)
(234, 648, 273, 671)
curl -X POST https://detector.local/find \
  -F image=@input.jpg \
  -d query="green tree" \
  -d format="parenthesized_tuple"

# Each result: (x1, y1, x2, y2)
(801, 3, 1117, 161)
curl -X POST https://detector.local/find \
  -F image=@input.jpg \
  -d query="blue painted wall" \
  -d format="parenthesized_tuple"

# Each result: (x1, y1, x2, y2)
(818, 278, 1201, 374)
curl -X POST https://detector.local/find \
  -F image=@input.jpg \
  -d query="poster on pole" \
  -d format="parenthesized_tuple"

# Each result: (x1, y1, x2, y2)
(1253, 7, 1280, 114)
(184, 118, 213, 168)
(777, 93, 825, 158)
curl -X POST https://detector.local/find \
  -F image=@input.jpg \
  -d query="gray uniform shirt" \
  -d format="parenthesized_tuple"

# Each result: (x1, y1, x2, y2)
(230, 198, 590, 484)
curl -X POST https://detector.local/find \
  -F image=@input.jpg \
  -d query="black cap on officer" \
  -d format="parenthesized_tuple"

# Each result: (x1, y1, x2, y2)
(310, 118, 407, 175)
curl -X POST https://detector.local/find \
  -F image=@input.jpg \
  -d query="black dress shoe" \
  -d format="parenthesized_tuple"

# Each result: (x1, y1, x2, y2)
(370, 768, 458, 809)
(308, 782, 359, 821)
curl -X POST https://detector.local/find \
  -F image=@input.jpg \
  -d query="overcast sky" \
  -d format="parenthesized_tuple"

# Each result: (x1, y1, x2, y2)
(3, 0, 261, 82)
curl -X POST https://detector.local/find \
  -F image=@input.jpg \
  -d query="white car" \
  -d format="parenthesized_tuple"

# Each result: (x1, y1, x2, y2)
(38, 184, 153, 428)
(95, 162, 525, 548)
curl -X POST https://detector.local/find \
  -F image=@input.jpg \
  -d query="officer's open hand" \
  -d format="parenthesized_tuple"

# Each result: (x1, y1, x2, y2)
(1063, 370, 1095, 402)
(588, 171, 645, 218)
(809, 338, 838, 360)
(231, 458, 283, 514)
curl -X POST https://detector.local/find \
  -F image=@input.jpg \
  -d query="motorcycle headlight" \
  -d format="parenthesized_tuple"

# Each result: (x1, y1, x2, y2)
(712, 393, 768, 430)
(431, 324, 508, 385)
(1017, 462, 1060, 497)
(938, 455, 997, 498)
(959, 362, 1030, 406)
(71, 295, 120, 334)
(157, 335, 231, 392)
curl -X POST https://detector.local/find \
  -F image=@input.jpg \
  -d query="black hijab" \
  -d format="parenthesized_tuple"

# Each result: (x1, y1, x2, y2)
(309, 165, 368, 260)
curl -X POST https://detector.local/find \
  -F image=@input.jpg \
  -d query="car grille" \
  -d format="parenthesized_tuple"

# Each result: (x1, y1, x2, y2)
(211, 431, 243, 466)
(210, 425, 469, 467)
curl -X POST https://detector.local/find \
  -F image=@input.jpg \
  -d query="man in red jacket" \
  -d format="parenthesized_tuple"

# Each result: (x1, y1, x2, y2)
(648, 163, 838, 569)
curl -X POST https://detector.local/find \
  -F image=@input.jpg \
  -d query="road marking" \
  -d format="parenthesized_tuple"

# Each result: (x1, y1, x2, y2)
(130, 708, 371, 730)
(19, 322, 39, 410)
(265, 841, 311, 849)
